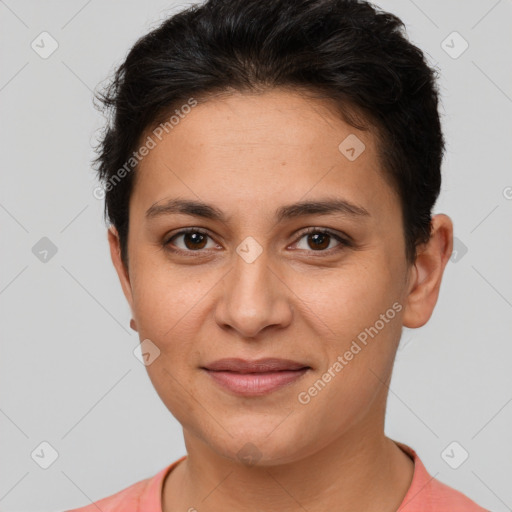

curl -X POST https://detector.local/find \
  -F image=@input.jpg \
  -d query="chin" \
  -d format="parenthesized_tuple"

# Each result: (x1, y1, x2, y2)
(200, 418, 313, 467)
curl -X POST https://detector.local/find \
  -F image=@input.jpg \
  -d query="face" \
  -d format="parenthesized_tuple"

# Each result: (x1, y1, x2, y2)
(109, 88, 451, 466)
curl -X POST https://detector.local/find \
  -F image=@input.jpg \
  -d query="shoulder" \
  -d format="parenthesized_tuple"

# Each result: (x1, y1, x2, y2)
(65, 478, 151, 512)
(65, 457, 186, 512)
(395, 441, 490, 512)
(426, 476, 490, 511)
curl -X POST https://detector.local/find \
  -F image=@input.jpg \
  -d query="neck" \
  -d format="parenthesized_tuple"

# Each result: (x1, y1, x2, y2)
(162, 421, 414, 512)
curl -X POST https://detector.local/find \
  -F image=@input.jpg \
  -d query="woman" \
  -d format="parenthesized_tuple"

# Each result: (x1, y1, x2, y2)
(69, 0, 488, 510)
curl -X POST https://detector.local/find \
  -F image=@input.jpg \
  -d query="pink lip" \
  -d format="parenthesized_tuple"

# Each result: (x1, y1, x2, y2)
(204, 368, 309, 396)
(202, 358, 310, 396)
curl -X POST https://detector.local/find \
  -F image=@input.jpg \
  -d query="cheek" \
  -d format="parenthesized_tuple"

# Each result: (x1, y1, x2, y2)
(294, 309, 401, 442)
(289, 258, 402, 341)
(133, 267, 208, 422)
(130, 254, 213, 336)
(291, 258, 403, 403)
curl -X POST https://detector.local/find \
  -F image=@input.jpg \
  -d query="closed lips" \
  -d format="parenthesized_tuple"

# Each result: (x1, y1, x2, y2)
(203, 358, 310, 373)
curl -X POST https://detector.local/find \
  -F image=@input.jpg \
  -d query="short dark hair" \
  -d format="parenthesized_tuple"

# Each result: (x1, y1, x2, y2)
(94, 0, 444, 267)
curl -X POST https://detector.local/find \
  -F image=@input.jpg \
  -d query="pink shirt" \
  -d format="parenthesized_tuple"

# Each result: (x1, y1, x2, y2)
(66, 442, 489, 511)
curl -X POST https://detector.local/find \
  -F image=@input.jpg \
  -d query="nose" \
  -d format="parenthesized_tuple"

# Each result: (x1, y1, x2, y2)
(214, 248, 293, 339)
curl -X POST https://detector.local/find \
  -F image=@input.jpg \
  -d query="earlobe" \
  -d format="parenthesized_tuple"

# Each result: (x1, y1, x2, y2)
(402, 214, 453, 328)
(107, 226, 135, 312)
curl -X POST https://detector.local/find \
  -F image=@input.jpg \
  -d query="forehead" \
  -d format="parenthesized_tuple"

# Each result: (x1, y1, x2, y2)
(131, 88, 399, 224)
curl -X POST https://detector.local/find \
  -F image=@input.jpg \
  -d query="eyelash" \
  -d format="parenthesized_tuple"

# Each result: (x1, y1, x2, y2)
(163, 227, 351, 256)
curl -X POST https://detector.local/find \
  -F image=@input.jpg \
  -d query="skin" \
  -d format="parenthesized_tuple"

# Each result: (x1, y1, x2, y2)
(108, 88, 453, 512)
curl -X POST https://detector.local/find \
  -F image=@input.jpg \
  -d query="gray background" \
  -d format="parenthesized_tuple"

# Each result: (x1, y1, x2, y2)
(1, 1, 511, 511)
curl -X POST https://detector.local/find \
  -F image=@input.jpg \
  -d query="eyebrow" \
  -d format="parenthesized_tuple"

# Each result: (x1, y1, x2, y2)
(145, 197, 370, 222)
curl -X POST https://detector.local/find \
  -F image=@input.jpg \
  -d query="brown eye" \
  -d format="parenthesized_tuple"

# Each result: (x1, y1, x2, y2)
(166, 229, 217, 252)
(294, 229, 347, 252)
(306, 232, 331, 250)
(182, 232, 207, 250)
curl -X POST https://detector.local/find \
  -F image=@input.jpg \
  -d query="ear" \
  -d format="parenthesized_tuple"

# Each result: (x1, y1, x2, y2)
(402, 214, 453, 328)
(107, 226, 135, 318)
